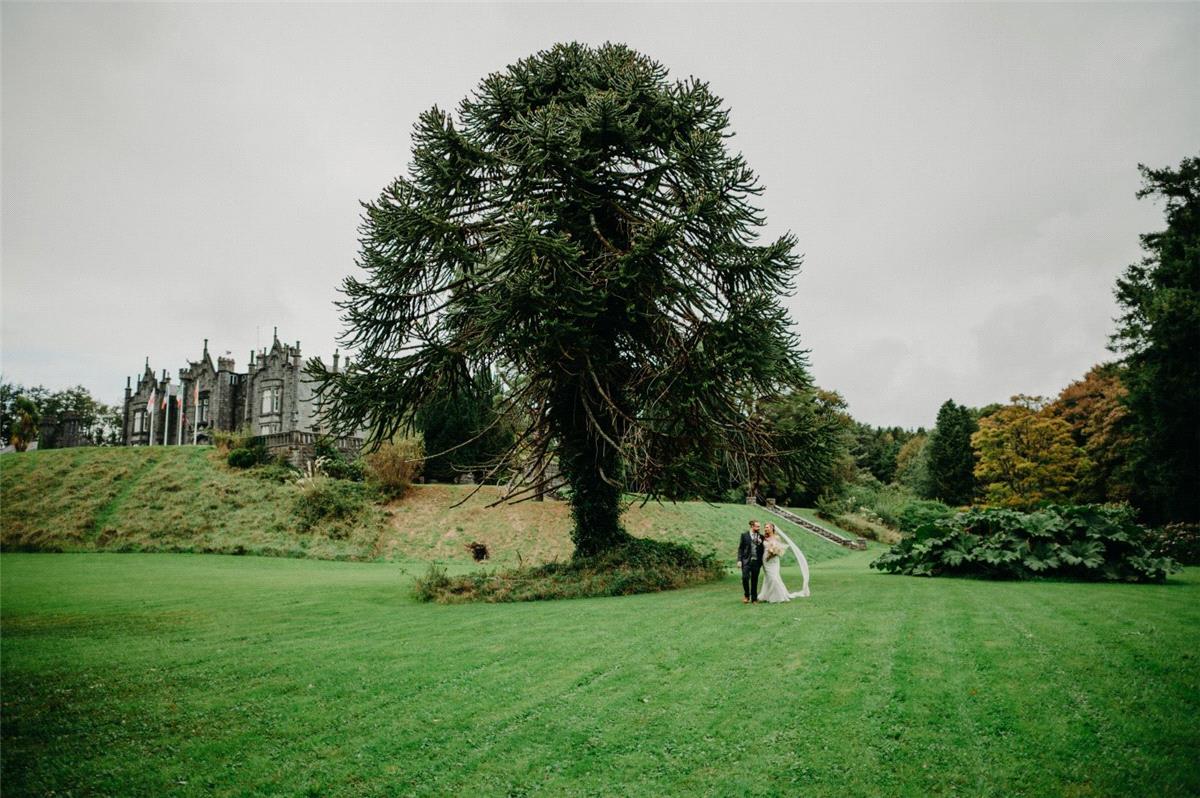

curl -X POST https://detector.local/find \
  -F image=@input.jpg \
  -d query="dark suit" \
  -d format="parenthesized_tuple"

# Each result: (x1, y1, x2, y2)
(738, 531, 765, 601)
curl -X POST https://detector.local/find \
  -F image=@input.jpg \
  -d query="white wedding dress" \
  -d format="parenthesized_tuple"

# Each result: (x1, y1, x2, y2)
(758, 531, 811, 602)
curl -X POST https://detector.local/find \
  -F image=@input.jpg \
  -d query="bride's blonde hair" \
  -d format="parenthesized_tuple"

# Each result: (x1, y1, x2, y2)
(763, 523, 776, 536)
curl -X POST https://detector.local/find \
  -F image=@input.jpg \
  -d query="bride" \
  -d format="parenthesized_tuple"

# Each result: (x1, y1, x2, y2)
(758, 522, 811, 602)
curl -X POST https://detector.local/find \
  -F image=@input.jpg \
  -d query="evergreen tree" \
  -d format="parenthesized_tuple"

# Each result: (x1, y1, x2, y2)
(1109, 156, 1200, 523)
(307, 43, 808, 557)
(416, 370, 513, 484)
(926, 399, 977, 505)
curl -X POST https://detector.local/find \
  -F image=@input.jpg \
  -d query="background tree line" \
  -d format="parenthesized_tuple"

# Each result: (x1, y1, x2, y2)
(0, 382, 123, 450)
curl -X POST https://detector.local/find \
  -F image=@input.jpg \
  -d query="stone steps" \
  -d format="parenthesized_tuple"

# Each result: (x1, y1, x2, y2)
(751, 497, 867, 550)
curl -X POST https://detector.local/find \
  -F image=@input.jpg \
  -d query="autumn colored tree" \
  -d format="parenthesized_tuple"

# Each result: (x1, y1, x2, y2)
(1046, 363, 1134, 504)
(972, 395, 1092, 509)
(1109, 156, 1200, 523)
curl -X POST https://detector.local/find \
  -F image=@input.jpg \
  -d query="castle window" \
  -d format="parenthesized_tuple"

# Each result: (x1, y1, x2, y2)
(261, 385, 281, 415)
(133, 410, 147, 433)
(259, 423, 280, 435)
(198, 394, 210, 423)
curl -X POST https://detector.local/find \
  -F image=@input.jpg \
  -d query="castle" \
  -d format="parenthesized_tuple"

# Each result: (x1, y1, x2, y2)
(122, 329, 360, 460)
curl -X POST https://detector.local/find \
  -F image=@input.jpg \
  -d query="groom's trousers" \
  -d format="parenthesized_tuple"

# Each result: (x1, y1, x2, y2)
(741, 560, 762, 601)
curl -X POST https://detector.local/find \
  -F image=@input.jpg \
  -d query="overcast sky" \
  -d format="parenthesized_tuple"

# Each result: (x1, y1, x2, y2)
(3, 3, 1197, 428)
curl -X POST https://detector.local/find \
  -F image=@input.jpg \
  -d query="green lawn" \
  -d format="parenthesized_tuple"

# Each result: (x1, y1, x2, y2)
(3, 552, 1197, 796)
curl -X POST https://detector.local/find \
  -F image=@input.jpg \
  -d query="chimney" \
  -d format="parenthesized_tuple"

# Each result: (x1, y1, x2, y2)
(332, 350, 340, 373)
(203, 338, 209, 356)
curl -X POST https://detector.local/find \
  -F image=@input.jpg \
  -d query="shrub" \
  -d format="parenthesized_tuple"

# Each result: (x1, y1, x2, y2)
(413, 564, 453, 602)
(312, 437, 365, 482)
(465, 541, 489, 561)
(870, 504, 1180, 583)
(294, 477, 372, 533)
(896, 500, 955, 533)
(1141, 522, 1200, 565)
(253, 462, 300, 484)
(213, 426, 254, 453)
(414, 537, 724, 603)
(721, 487, 747, 504)
(363, 437, 424, 499)
(227, 444, 268, 469)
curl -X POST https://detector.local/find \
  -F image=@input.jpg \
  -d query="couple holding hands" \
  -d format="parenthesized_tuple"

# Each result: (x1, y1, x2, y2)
(737, 518, 810, 603)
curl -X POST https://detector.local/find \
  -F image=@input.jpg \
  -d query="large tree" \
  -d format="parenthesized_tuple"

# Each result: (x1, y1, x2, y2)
(1046, 363, 1134, 504)
(754, 388, 854, 506)
(307, 43, 807, 557)
(972, 395, 1091, 509)
(926, 399, 977, 505)
(1109, 156, 1200, 523)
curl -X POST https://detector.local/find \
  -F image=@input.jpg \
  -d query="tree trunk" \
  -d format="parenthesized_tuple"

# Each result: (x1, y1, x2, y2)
(552, 391, 630, 558)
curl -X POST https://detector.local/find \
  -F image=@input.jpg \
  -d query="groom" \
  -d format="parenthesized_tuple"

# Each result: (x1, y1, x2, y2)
(737, 519, 765, 604)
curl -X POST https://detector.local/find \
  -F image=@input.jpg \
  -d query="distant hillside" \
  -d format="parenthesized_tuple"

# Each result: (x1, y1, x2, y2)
(0, 447, 854, 566)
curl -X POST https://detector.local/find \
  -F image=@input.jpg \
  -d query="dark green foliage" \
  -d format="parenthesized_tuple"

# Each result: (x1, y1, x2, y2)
(0, 381, 122, 447)
(1141, 522, 1200, 566)
(871, 504, 1180, 582)
(306, 43, 809, 558)
(926, 399, 977, 505)
(414, 537, 723, 603)
(294, 479, 373, 533)
(849, 423, 916, 484)
(1109, 156, 1200, 524)
(251, 462, 301, 484)
(819, 477, 953, 539)
(755, 388, 854, 506)
(313, 437, 365, 482)
(896, 499, 956, 534)
(416, 370, 513, 483)
(226, 444, 268, 469)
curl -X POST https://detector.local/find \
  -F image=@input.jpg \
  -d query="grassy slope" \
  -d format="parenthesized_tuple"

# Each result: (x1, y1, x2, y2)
(0, 447, 852, 567)
(2, 552, 1197, 797)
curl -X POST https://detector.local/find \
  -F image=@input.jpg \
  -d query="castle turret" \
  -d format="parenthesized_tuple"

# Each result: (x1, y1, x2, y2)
(123, 376, 132, 445)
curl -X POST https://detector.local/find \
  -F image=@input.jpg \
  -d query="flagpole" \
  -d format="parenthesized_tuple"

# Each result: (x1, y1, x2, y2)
(176, 387, 183, 445)
(148, 388, 156, 446)
(192, 380, 199, 445)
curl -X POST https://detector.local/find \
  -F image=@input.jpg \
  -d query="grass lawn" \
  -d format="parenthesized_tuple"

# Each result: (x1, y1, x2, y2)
(2, 552, 1197, 797)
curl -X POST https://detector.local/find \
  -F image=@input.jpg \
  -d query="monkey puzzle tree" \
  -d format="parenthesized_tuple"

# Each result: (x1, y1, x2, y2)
(307, 43, 808, 557)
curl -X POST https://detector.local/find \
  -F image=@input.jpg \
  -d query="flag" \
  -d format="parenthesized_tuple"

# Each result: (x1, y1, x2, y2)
(147, 389, 157, 414)
(176, 388, 183, 408)
(193, 380, 199, 405)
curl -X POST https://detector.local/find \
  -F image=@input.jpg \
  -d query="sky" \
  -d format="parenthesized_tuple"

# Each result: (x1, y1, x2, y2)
(3, 3, 1197, 429)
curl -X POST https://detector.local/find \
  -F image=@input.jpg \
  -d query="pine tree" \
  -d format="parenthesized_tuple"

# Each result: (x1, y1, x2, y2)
(926, 400, 977, 506)
(1109, 156, 1200, 523)
(307, 43, 808, 557)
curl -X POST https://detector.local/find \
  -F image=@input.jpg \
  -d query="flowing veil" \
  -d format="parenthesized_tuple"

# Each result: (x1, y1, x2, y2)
(774, 527, 811, 598)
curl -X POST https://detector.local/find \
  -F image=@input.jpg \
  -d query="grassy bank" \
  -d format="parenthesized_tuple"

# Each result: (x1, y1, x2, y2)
(0, 447, 853, 566)
(2, 552, 1197, 796)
